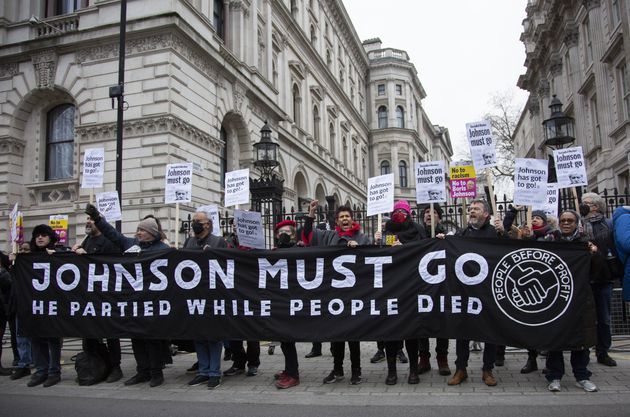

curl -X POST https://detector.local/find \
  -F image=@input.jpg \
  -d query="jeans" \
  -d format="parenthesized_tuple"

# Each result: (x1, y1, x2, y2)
(418, 338, 449, 357)
(591, 282, 613, 357)
(545, 349, 591, 381)
(455, 340, 496, 371)
(31, 337, 61, 376)
(280, 342, 299, 378)
(194, 340, 222, 377)
(332, 341, 361, 372)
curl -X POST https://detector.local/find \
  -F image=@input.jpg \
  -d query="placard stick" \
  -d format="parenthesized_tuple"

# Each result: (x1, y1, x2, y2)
(571, 187, 580, 211)
(430, 202, 436, 238)
(461, 199, 468, 229)
(12, 241, 17, 255)
(377, 213, 382, 233)
(486, 168, 498, 218)
(526, 206, 532, 230)
(175, 202, 180, 248)
(89, 188, 94, 204)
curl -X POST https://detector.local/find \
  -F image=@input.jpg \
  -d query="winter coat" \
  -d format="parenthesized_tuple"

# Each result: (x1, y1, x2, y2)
(94, 217, 170, 252)
(301, 216, 370, 247)
(613, 206, 630, 300)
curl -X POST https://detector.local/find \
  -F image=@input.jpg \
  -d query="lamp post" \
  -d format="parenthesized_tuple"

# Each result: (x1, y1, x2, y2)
(250, 121, 284, 247)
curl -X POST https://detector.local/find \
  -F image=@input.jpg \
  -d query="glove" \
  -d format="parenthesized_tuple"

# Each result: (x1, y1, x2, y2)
(85, 203, 101, 223)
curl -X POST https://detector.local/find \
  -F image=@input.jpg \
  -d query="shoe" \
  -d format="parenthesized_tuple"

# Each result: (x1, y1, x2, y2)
(268, 345, 275, 355)
(246, 366, 258, 377)
(471, 341, 482, 352)
(370, 349, 385, 363)
(207, 376, 221, 389)
(436, 355, 451, 376)
(418, 354, 431, 374)
(223, 367, 244, 376)
(407, 371, 419, 384)
(520, 358, 538, 374)
(27, 373, 48, 387)
(385, 372, 397, 385)
(188, 375, 209, 386)
(542, 367, 549, 374)
(576, 379, 598, 392)
(149, 374, 164, 387)
(482, 370, 497, 386)
(323, 370, 344, 384)
(396, 350, 408, 364)
(10, 367, 30, 380)
(495, 356, 505, 367)
(350, 368, 362, 385)
(186, 362, 199, 374)
(123, 373, 150, 386)
(274, 370, 287, 380)
(43, 374, 60, 388)
(0, 366, 12, 376)
(304, 350, 322, 358)
(447, 369, 468, 385)
(547, 379, 561, 392)
(597, 355, 617, 367)
(223, 352, 232, 361)
(12, 358, 19, 367)
(276, 374, 300, 389)
(106, 366, 123, 383)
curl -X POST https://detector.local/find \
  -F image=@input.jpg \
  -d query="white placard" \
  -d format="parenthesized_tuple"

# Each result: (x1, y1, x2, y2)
(224, 169, 250, 207)
(81, 148, 105, 189)
(553, 147, 588, 188)
(466, 120, 497, 171)
(9, 202, 19, 243)
(164, 163, 193, 204)
(197, 204, 221, 236)
(96, 191, 122, 222)
(415, 161, 446, 204)
(514, 158, 548, 206)
(234, 209, 265, 249)
(533, 183, 559, 220)
(367, 174, 395, 217)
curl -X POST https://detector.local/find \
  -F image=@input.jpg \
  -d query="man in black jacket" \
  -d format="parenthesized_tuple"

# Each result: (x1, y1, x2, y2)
(448, 199, 500, 387)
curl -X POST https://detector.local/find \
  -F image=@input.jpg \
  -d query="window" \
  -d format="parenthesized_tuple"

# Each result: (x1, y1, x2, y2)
(272, 55, 278, 89)
(213, 0, 225, 40)
(292, 84, 301, 126)
(220, 126, 227, 186)
(329, 123, 336, 156)
(590, 95, 601, 146)
(313, 105, 320, 142)
(564, 51, 573, 93)
(395, 84, 402, 95)
(339, 70, 344, 86)
(380, 160, 391, 175)
(399, 161, 408, 187)
(378, 106, 388, 128)
(583, 18, 593, 68)
(350, 86, 354, 102)
(342, 136, 348, 165)
(291, 0, 298, 18)
(612, 0, 621, 28)
(396, 106, 404, 128)
(377, 84, 385, 96)
(46, 104, 75, 180)
(310, 25, 317, 47)
(619, 62, 630, 120)
(326, 50, 332, 69)
(45, 0, 86, 17)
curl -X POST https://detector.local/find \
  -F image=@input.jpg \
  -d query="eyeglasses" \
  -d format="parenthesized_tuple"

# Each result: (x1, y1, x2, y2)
(559, 218, 576, 224)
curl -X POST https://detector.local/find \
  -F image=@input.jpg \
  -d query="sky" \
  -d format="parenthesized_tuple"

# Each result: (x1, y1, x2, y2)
(342, 0, 529, 159)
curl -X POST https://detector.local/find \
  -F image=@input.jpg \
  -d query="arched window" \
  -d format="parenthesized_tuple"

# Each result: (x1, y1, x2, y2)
(399, 161, 408, 187)
(46, 104, 75, 180)
(292, 84, 301, 126)
(342, 136, 348, 165)
(380, 160, 391, 175)
(326, 49, 332, 69)
(396, 106, 404, 128)
(313, 105, 320, 142)
(378, 106, 388, 128)
(220, 125, 228, 186)
(329, 122, 336, 156)
(310, 25, 317, 47)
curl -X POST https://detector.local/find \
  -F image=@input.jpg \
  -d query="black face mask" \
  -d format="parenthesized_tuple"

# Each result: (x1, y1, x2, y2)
(191, 221, 205, 235)
(277, 233, 294, 248)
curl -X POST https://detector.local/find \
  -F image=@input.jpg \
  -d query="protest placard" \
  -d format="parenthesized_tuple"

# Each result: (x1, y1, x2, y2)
(164, 163, 193, 204)
(197, 204, 221, 236)
(415, 161, 446, 204)
(553, 147, 587, 188)
(449, 164, 477, 198)
(367, 174, 394, 217)
(49, 215, 69, 245)
(225, 169, 250, 207)
(466, 120, 497, 171)
(533, 183, 559, 220)
(234, 209, 265, 249)
(96, 191, 122, 222)
(81, 148, 105, 189)
(514, 158, 548, 206)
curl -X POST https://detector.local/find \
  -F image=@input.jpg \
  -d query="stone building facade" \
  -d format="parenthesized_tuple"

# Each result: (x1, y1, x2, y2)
(0, 0, 450, 247)
(515, 0, 630, 193)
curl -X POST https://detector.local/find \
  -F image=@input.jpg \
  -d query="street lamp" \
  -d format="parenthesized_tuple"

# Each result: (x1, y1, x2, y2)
(253, 121, 280, 179)
(542, 95, 575, 149)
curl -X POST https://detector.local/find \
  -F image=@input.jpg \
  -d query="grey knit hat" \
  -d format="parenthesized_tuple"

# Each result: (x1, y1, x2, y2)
(137, 217, 160, 238)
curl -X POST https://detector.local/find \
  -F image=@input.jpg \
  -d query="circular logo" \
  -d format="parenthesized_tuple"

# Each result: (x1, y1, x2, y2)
(492, 248, 573, 326)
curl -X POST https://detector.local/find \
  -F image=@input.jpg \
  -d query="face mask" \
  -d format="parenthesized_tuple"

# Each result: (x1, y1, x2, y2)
(392, 212, 407, 223)
(191, 221, 205, 235)
(277, 233, 293, 247)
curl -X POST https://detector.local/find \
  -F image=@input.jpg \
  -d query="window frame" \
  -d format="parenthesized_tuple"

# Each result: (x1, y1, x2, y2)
(45, 103, 75, 181)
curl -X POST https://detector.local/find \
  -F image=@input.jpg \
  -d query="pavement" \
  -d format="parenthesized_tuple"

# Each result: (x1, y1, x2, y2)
(1, 337, 630, 409)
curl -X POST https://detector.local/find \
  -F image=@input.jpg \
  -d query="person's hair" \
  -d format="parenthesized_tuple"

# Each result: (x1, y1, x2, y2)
(335, 205, 353, 219)
(559, 209, 580, 222)
(469, 199, 490, 214)
(581, 192, 606, 213)
(194, 208, 214, 228)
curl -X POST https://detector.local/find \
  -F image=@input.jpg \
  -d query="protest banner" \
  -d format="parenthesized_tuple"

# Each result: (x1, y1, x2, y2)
(197, 205, 221, 236)
(533, 183, 559, 220)
(49, 215, 69, 245)
(9, 203, 23, 253)
(449, 164, 477, 199)
(15, 238, 594, 352)
(513, 158, 548, 206)
(225, 169, 250, 207)
(367, 174, 394, 217)
(164, 163, 193, 204)
(234, 209, 265, 249)
(81, 148, 105, 203)
(553, 147, 587, 188)
(415, 161, 446, 204)
(96, 191, 122, 222)
(466, 120, 497, 171)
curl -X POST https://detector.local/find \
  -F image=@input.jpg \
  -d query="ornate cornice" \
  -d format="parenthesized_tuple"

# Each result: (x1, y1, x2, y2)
(0, 135, 26, 156)
(538, 79, 550, 97)
(76, 33, 218, 81)
(76, 116, 223, 151)
(232, 82, 247, 115)
(549, 53, 563, 76)
(527, 95, 540, 115)
(0, 63, 18, 79)
(31, 49, 57, 89)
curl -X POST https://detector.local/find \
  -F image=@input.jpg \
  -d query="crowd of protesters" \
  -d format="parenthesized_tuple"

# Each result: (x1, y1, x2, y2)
(0, 195, 628, 393)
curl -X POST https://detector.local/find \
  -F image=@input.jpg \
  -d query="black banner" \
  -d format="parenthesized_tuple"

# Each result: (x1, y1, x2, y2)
(15, 237, 595, 351)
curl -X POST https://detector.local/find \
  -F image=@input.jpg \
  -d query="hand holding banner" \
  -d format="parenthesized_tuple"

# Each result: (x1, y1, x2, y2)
(367, 174, 394, 217)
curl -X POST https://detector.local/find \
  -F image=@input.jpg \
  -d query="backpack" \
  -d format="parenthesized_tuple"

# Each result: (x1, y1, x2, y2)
(75, 342, 111, 386)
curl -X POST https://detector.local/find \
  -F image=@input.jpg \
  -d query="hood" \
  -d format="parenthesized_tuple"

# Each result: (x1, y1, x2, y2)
(613, 206, 630, 223)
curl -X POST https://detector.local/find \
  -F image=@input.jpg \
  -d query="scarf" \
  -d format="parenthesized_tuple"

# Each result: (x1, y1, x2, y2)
(335, 222, 361, 237)
(385, 218, 422, 243)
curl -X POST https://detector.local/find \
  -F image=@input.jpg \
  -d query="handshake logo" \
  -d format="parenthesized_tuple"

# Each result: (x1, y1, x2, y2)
(492, 249, 573, 326)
